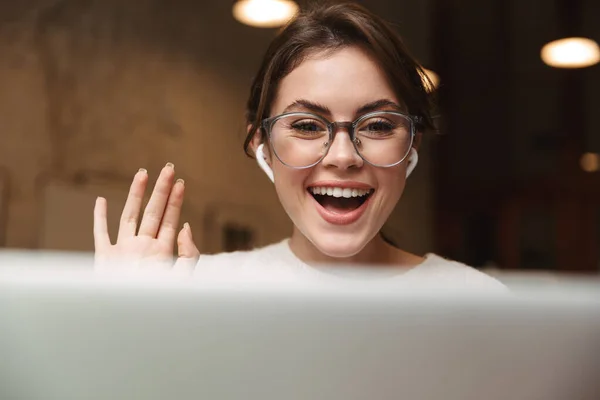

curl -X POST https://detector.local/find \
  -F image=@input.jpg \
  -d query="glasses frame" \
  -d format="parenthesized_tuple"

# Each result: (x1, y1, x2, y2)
(262, 110, 421, 169)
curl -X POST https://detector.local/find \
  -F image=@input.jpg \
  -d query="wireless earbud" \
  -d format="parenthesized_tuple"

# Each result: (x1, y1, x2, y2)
(256, 143, 418, 182)
(256, 144, 274, 182)
(406, 148, 418, 178)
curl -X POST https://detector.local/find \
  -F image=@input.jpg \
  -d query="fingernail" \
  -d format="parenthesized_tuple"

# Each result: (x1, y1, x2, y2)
(184, 222, 190, 230)
(166, 162, 174, 169)
(138, 168, 147, 174)
(176, 178, 185, 186)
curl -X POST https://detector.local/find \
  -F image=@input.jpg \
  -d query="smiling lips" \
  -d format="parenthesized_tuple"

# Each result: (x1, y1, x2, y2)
(308, 181, 374, 225)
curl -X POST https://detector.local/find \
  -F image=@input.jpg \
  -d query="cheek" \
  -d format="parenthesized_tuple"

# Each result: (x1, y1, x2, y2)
(376, 169, 406, 207)
(272, 162, 310, 209)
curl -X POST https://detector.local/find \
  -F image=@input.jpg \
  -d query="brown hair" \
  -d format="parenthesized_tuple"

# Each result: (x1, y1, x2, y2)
(243, 1, 436, 156)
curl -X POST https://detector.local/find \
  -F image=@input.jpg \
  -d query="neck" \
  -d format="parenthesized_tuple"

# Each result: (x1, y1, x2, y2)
(288, 228, 423, 268)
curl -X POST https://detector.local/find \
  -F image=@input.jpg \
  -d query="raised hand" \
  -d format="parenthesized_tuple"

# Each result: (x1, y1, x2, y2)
(93, 163, 199, 274)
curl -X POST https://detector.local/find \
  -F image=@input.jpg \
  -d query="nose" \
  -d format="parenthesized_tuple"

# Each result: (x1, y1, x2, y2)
(321, 127, 363, 170)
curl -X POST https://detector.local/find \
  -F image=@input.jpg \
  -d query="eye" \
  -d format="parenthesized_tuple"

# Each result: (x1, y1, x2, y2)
(361, 119, 396, 134)
(291, 119, 326, 132)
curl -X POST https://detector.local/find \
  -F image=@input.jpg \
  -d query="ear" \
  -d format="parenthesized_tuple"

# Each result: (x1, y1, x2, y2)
(248, 125, 275, 183)
(405, 131, 422, 178)
(412, 131, 423, 152)
(248, 125, 272, 165)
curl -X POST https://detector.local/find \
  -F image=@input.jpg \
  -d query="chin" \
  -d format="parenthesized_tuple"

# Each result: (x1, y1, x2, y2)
(309, 231, 371, 259)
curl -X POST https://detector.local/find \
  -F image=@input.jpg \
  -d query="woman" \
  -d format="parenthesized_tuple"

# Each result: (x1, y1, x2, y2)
(93, 2, 504, 289)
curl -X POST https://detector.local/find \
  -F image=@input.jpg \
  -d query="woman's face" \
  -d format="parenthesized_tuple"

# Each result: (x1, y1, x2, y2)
(264, 46, 411, 258)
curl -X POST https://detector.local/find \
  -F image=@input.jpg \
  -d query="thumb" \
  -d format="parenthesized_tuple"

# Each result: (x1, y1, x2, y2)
(173, 222, 200, 274)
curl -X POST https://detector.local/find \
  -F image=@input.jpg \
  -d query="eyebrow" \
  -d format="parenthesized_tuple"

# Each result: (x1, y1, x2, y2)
(356, 99, 404, 115)
(282, 98, 405, 118)
(283, 99, 332, 115)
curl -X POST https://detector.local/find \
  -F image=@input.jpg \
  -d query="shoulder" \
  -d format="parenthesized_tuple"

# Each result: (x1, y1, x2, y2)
(402, 253, 509, 292)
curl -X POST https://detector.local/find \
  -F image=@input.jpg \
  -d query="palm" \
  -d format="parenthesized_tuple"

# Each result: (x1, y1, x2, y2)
(106, 237, 172, 260)
(94, 164, 199, 273)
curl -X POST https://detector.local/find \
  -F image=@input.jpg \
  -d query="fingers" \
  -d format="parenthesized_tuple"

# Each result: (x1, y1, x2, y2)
(137, 163, 175, 238)
(156, 178, 185, 245)
(117, 168, 149, 242)
(173, 223, 200, 274)
(177, 223, 200, 259)
(93, 197, 111, 251)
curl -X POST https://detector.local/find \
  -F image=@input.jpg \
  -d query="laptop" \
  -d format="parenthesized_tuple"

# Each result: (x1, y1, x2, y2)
(1, 250, 599, 400)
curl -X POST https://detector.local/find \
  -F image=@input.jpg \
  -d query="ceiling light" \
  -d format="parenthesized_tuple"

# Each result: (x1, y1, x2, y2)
(580, 152, 599, 173)
(420, 68, 440, 92)
(233, 0, 299, 28)
(541, 37, 600, 68)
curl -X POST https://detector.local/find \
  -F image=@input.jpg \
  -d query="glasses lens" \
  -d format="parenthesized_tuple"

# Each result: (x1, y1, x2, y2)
(269, 114, 329, 168)
(354, 113, 413, 166)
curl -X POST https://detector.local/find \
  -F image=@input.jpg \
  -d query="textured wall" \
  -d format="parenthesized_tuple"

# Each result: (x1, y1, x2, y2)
(0, 0, 434, 255)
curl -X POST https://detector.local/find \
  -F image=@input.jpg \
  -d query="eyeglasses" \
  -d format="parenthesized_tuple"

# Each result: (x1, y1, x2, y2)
(262, 111, 419, 169)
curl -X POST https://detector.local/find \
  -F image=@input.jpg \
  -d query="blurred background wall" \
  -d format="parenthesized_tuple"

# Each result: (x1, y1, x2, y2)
(431, 0, 600, 273)
(0, 0, 598, 273)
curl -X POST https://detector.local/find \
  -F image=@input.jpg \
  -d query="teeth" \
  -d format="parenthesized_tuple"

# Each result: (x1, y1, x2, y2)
(310, 186, 372, 197)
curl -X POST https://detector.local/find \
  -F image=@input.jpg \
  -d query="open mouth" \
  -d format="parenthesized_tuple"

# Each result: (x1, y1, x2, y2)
(308, 186, 374, 214)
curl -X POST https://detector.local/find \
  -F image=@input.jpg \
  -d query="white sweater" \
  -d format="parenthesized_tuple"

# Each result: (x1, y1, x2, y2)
(194, 239, 508, 292)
